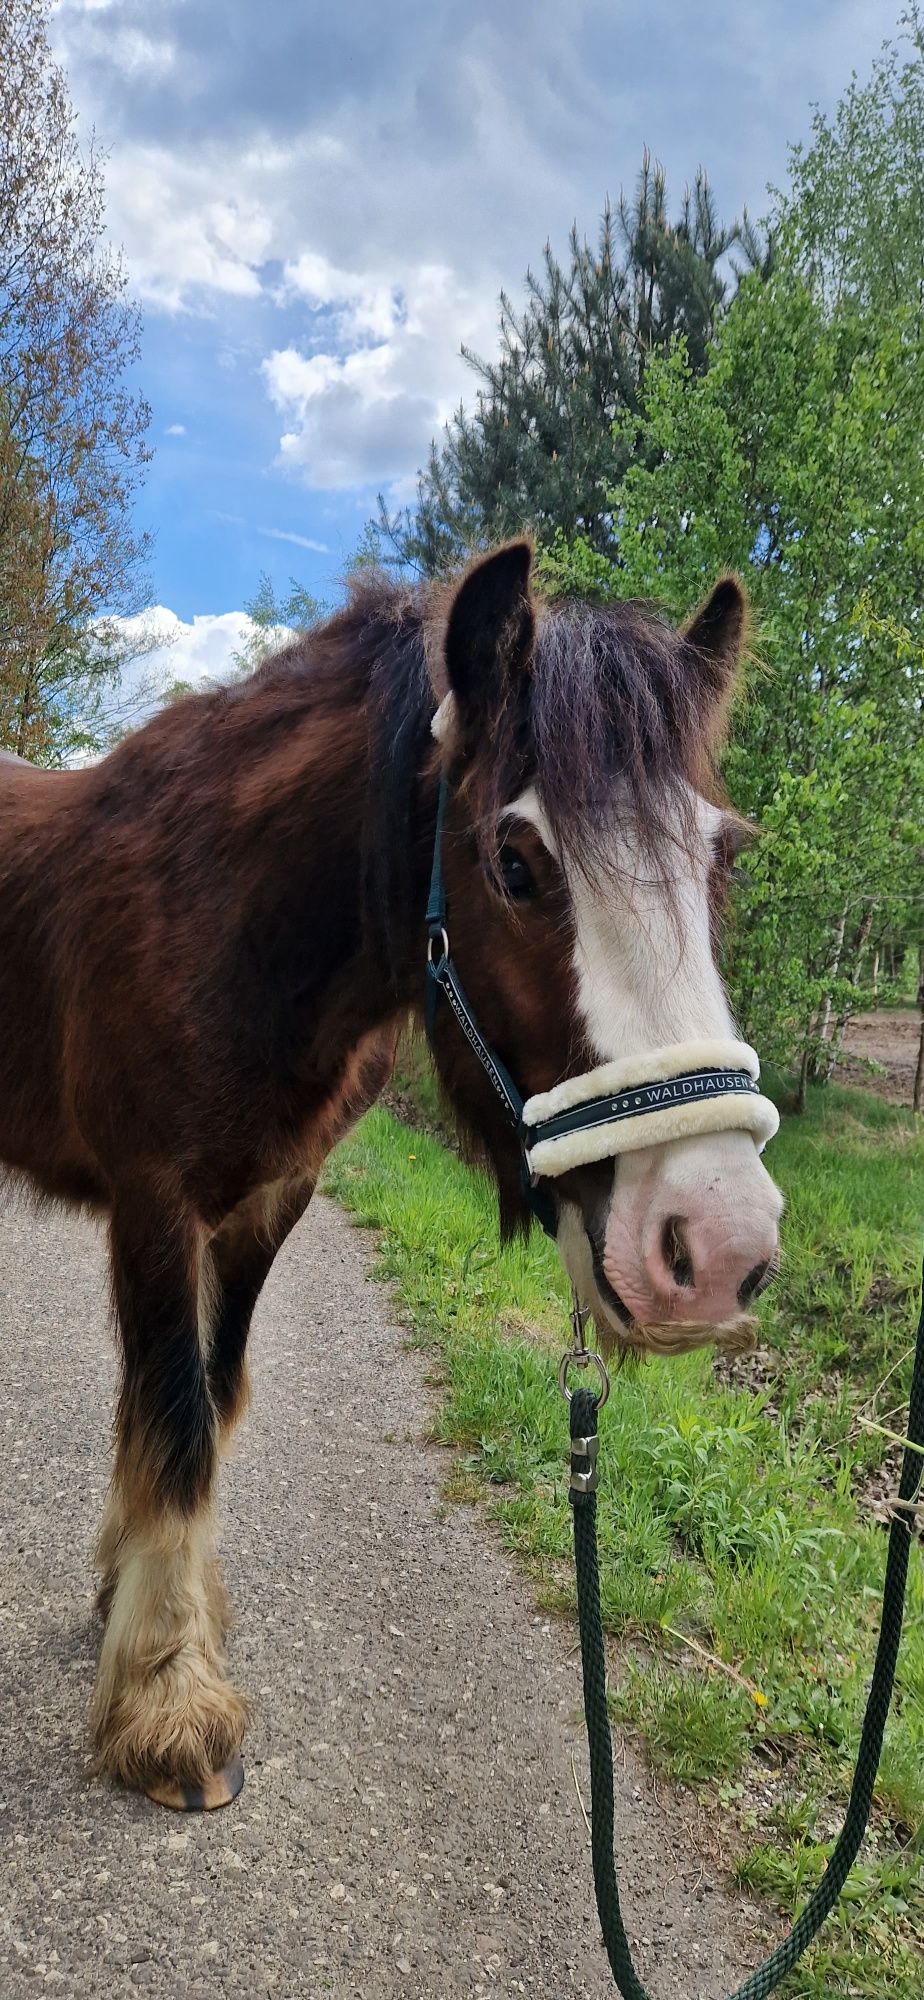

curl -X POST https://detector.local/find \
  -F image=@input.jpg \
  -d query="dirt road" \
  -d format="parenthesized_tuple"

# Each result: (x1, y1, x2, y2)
(0, 1192, 765, 1998)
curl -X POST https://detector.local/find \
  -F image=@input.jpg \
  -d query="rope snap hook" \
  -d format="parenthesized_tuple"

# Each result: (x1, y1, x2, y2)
(558, 1288, 610, 1409)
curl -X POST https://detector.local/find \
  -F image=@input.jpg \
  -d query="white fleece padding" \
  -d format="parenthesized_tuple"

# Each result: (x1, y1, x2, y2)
(523, 1039, 760, 1125)
(523, 1038, 779, 1177)
(526, 1090, 779, 1177)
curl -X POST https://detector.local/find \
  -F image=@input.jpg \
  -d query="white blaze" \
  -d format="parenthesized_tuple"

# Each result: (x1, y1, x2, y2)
(506, 787, 733, 1059)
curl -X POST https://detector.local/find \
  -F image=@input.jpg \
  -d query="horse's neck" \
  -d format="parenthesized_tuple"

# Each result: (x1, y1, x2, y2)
(226, 675, 438, 1029)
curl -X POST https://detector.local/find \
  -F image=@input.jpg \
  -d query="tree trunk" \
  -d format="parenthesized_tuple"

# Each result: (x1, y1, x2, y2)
(848, 907, 874, 987)
(828, 906, 876, 1081)
(813, 903, 849, 1084)
(796, 1048, 810, 1115)
(914, 943, 924, 1117)
(871, 946, 880, 1002)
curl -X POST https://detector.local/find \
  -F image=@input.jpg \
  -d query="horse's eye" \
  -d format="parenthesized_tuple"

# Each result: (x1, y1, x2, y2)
(499, 846, 536, 901)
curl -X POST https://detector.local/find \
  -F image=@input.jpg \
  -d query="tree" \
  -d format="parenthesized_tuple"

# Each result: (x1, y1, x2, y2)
(375, 154, 766, 575)
(546, 10, 924, 1093)
(229, 573, 328, 679)
(0, 0, 151, 761)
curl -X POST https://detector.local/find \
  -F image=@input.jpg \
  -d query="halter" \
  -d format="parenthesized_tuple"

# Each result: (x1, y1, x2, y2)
(424, 775, 778, 1236)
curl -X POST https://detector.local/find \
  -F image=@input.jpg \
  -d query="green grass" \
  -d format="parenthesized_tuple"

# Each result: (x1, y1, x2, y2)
(762, 1071, 924, 1399)
(323, 1075, 924, 1995)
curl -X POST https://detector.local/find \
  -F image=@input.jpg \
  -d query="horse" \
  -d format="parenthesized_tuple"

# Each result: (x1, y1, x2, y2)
(0, 541, 782, 1806)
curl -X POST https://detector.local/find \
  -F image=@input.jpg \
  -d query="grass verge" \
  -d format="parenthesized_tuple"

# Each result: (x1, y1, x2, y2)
(324, 1078, 924, 1997)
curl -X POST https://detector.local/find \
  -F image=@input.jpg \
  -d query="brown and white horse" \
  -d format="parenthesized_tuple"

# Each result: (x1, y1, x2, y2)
(0, 542, 781, 1803)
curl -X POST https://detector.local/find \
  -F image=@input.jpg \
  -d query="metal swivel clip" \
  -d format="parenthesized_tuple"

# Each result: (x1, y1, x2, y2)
(559, 1290, 609, 1495)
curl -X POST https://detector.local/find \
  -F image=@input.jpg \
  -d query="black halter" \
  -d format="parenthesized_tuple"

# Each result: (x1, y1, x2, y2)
(425, 778, 557, 1233)
(423, 775, 763, 1238)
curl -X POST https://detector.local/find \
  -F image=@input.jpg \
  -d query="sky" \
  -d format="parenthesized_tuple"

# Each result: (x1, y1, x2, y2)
(51, 0, 895, 694)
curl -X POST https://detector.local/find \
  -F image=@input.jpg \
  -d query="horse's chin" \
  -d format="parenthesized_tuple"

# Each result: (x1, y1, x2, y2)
(556, 1200, 756, 1360)
(555, 1202, 759, 1364)
(588, 1246, 759, 1359)
(590, 1298, 759, 1362)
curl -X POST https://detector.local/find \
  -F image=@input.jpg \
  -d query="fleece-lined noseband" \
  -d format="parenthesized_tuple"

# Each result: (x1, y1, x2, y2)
(424, 775, 778, 1236)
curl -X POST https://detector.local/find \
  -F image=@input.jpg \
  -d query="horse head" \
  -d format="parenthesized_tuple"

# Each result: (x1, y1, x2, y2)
(423, 541, 782, 1356)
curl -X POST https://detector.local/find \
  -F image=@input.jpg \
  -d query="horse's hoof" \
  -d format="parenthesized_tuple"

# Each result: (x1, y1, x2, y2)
(145, 1752, 244, 1812)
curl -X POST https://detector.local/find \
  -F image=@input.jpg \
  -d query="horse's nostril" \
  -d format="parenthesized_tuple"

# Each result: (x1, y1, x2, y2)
(738, 1258, 773, 1307)
(662, 1215, 694, 1289)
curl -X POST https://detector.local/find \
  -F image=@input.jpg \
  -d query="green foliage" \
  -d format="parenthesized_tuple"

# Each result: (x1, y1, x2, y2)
(229, 571, 327, 678)
(734, 1837, 924, 1997)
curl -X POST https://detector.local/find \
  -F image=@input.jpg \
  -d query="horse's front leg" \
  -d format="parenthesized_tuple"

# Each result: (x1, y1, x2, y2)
(207, 1171, 317, 1443)
(91, 1185, 246, 1801)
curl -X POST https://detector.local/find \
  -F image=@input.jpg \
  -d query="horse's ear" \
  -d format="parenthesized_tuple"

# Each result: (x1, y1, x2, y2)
(443, 541, 535, 734)
(684, 576, 748, 698)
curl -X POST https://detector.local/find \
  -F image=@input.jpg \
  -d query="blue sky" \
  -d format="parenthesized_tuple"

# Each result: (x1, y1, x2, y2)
(52, 0, 894, 685)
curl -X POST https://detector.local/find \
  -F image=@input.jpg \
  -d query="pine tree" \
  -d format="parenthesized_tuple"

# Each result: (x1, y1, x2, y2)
(375, 153, 766, 575)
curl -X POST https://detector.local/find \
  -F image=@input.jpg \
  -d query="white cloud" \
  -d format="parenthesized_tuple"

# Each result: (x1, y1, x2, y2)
(52, 0, 897, 499)
(109, 29, 176, 79)
(259, 527, 330, 552)
(57, 4, 897, 331)
(113, 606, 256, 714)
(280, 251, 402, 342)
(164, 421, 186, 436)
(98, 143, 275, 312)
(262, 263, 497, 489)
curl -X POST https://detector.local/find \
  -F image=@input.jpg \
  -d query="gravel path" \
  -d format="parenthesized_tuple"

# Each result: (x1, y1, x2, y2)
(0, 1191, 767, 1998)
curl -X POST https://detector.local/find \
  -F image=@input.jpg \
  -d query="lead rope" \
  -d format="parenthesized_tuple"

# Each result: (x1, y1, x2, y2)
(565, 1259, 924, 1999)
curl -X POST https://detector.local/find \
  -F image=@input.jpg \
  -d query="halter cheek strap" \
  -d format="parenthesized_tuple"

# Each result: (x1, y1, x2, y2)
(424, 775, 778, 1235)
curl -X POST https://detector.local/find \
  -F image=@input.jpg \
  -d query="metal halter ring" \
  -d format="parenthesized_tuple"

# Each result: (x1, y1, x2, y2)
(558, 1347, 610, 1408)
(427, 927, 450, 967)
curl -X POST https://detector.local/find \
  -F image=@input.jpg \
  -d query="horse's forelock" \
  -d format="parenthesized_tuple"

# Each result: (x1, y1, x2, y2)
(340, 574, 733, 925)
(458, 597, 729, 892)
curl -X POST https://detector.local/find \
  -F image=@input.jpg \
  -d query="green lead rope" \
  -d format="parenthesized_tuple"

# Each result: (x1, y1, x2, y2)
(568, 1262, 924, 2000)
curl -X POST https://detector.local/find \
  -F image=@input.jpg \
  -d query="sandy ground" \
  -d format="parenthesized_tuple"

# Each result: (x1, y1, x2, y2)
(835, 1008, 921, 1107)
(0, 1191, 770, 1999)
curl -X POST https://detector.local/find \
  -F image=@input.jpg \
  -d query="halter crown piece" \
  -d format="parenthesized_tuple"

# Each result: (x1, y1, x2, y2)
(424, 775, 779, 1236)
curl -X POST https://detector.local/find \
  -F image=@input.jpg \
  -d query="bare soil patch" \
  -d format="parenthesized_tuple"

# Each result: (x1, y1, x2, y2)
(834, 1008, 921, 1108)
